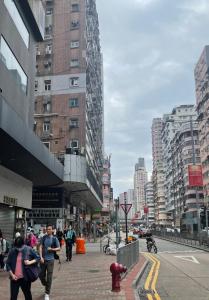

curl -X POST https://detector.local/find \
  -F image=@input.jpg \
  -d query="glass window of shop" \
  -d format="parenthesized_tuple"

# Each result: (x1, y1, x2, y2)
(0, 36, 28, 94)
(4, 0, 29, 48)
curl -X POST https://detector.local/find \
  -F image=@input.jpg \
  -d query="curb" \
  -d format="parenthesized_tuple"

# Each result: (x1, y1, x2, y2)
(132, 256, 149, 290)
(155, 235, 209, 252)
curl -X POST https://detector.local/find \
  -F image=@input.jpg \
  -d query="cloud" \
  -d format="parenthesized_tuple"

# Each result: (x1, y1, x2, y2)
(97, 0, 209, 196)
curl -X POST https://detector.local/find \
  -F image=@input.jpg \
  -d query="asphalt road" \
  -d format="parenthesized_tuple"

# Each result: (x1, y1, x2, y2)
(138, 237, 209, 300)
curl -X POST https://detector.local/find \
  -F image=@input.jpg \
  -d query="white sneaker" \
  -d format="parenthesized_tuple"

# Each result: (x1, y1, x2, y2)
(44, 294, 49, 300)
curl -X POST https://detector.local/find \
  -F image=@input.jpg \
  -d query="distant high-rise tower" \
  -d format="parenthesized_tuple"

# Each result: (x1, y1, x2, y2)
(134, 158, 148, 216)
(151, 118, 166, 226)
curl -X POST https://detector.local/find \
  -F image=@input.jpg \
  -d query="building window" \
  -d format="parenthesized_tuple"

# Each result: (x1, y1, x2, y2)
(35, 80, 38, 92)
(70, 77, 79, 87)
(70, 59, 79, 68)
(43, 102, 51, 113)
(70, 40, 80, 48)
(46, 8, 53, 15)
(4, 0, 29, 48)
(44, 80, 51, 91)
(0, 36, 27, 94)
(70, 140, 79, 148)
(69, 98, 79, 107)
(43, 121, 50, 132)
(69, 118, 79, 128)
(71, 4, 79, 12)
(71, 20, 79, 30)
(43, 142, 50, 149)
(45, 44, 52, 55)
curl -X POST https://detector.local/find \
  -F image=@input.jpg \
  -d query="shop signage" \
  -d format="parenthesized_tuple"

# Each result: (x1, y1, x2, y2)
(188, 165, 203, 187)
(3, 195, 18, 206)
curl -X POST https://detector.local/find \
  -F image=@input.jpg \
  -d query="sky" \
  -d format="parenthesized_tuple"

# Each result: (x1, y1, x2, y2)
(96, 0, 209, 197)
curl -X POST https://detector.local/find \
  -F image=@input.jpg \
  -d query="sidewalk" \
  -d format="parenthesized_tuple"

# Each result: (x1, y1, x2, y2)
(0, 242, 146, 300)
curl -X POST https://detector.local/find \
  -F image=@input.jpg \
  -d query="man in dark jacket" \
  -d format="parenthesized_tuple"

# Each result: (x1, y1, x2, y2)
(64, 225, 76, 262)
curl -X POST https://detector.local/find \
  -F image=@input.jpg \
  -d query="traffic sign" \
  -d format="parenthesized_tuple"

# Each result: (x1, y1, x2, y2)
(120, 203, 132, 214)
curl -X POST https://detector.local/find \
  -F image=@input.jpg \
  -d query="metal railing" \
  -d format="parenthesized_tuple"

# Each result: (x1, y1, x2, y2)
(117, 240, 139, 271)
(153, 230, 209, 250)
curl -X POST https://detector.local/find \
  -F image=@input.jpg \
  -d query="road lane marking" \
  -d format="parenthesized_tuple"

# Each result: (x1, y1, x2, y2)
(174, 255, 200, 264)
(144, 253, 161, 300)
(157, 250, 203, 254)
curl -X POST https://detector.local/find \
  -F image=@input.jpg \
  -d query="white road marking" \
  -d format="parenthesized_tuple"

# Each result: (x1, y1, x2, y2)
(157, 250, 203, 254)
(174, 255, 200, 264)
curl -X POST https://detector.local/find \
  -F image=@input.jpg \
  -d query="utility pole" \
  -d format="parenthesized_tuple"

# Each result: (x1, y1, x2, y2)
(190, 116, 201, 235)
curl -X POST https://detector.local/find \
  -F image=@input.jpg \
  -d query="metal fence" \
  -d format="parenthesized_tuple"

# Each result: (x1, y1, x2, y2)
(153, 230, 209, 250)
(117, 240, 139, 271)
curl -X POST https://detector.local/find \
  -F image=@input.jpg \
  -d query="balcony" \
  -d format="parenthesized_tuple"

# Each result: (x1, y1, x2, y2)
(64, 154, 102, 209)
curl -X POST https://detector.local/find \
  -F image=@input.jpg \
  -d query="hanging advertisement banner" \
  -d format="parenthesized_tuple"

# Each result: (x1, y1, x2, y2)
(144, 206, 149, 214)
(188, 165, 203, 187)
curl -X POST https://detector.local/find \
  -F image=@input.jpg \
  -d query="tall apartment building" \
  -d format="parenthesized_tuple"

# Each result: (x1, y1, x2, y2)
(145, 181, 155, 225)
(151, 118, 167, 226)
(33, 0, 104, 230)
(101, 155, 113, 224)
(162, 105, 203, 232)
(0, 0, 63, 240)
(134, 158, 148, 217)
(118, 190, 134, 222)
(195, 46, 209, 200)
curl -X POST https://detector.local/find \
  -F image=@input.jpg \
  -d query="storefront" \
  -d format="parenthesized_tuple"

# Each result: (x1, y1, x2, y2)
(0, 165, 32, 241)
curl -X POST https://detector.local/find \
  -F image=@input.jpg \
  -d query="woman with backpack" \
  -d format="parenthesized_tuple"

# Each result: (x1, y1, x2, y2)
(0, 232, 6, 269)
(6, 236, 40, 300)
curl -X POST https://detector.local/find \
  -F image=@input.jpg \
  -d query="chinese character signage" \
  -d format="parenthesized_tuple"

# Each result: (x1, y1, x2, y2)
(188, 165, 203, 187)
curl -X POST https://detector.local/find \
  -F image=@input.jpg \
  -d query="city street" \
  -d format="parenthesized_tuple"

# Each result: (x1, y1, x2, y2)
(138, 238, 209, 300)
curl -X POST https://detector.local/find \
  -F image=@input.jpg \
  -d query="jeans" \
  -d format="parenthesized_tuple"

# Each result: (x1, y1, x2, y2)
(0, 254, 4, 268)
(10, 278, 32, 300)
(66, 241, 73, 261)
(39, 260, 54, 295)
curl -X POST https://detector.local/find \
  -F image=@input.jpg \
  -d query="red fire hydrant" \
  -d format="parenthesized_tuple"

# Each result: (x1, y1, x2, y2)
(110, 262, 127, 292)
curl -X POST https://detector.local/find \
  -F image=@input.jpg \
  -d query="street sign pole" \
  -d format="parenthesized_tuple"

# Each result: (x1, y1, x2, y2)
(124, 193, 128, 244)
(120, 192, 132, 245)
(115, 198, 119, 249)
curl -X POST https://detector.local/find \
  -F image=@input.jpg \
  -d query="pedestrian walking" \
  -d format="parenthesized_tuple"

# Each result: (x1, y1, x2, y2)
(26, 232, 38, 249)
(39, 224, 60, 300)
(6, 236, 40, 300)
(56, 228, 63, 248)
(64, 225, 76, 262)
(0, 232, 7, 269)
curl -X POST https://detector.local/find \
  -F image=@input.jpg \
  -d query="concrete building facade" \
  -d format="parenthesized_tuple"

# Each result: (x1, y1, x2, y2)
(151, 118, 167, 226)
(0, 0, 63, 240)
(134, 158, 148, 218)
(195, 46, 209, 202)
(145, 181, 155, 225)
(162, 105, 203, 232)
(33, 0, 104, 231)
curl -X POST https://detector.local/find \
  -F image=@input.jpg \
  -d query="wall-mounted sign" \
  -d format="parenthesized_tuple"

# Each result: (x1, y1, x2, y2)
(3, 195, 18, 206)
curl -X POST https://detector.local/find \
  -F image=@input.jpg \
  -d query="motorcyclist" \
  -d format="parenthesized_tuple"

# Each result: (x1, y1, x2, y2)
(146, 232, 156, 245)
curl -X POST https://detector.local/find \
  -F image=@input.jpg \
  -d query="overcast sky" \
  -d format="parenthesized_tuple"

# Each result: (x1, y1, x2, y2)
(96, 0, 209, 197)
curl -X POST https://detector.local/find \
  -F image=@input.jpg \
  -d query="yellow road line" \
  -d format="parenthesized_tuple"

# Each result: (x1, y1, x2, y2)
(144, 253, 157, 290)
(144, 253, 161, 300)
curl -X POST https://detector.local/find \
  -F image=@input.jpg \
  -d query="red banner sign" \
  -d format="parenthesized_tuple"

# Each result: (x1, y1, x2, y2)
(144, 206, 149, 214)
(188, 165, 203, 187)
